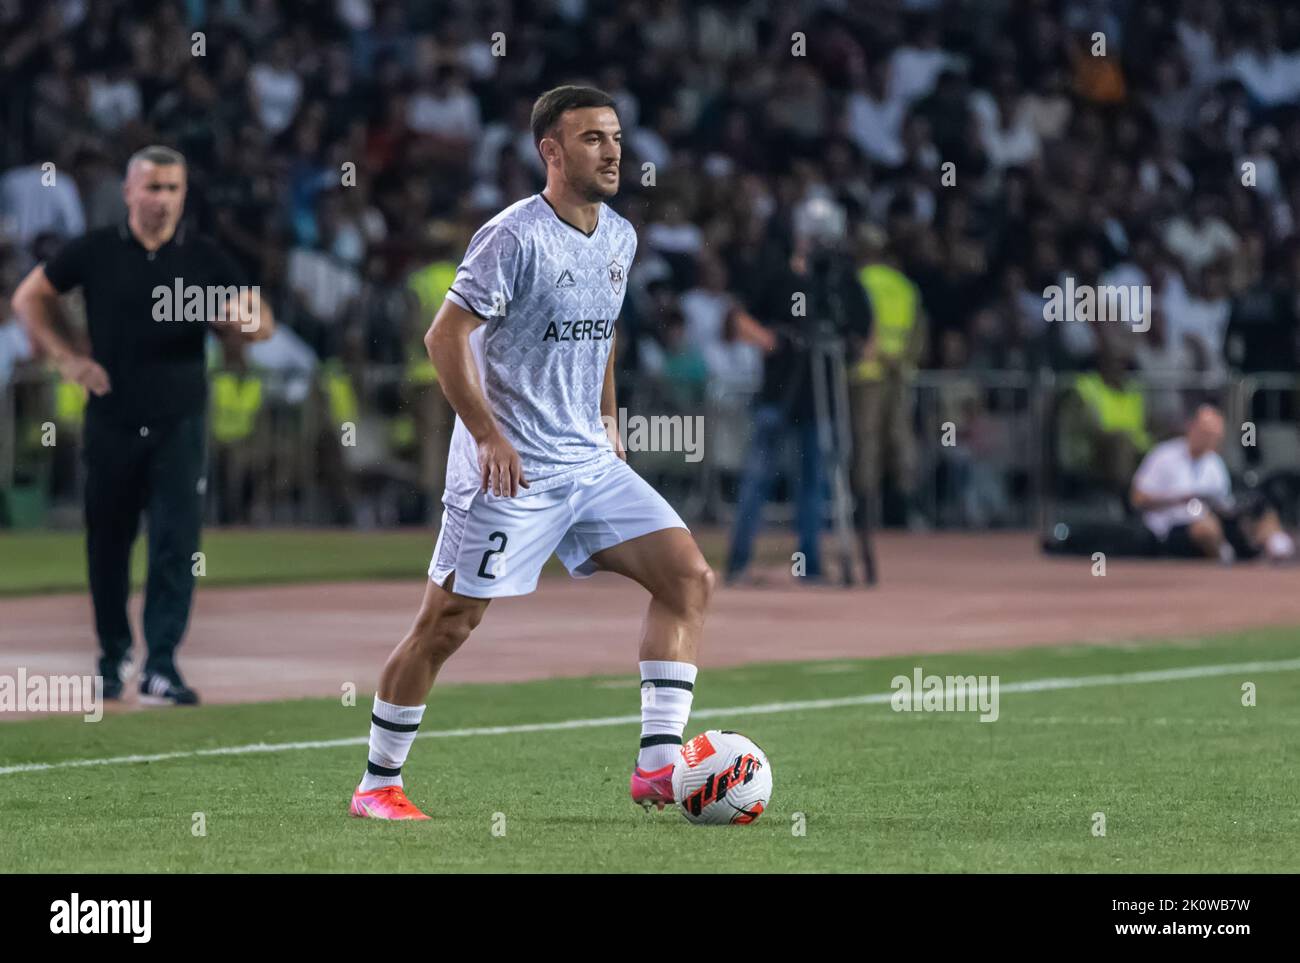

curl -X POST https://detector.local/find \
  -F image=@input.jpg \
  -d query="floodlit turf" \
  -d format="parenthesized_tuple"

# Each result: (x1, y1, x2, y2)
(0, 528, 762, 596)
(0, 530, 437, 595)
(1, 628, 1298, 873)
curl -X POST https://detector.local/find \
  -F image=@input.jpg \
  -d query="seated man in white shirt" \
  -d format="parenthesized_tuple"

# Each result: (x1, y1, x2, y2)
(1130, 404, 1294, 562)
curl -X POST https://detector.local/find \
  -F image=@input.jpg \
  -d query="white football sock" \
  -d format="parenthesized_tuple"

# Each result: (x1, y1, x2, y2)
(1266, 531, 1295, 560)
(359, 696, 426, 791)
(637, 660, 697, 770)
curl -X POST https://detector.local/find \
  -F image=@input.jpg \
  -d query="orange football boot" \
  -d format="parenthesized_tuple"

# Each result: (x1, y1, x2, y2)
(349, 785, 430, 820)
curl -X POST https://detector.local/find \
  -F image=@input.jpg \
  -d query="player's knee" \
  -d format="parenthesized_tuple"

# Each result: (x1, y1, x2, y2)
(411, 605, 479, 664)
(694, 563, 716, 611)
(662, 559, 715, 618)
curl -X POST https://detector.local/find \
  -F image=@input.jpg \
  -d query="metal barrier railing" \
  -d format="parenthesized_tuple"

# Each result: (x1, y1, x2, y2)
(2, 366, 1298, 531)
(909, 370, 1039, 528)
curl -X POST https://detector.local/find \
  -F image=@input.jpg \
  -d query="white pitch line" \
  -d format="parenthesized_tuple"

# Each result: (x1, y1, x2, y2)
(2, 657, 1298, 777)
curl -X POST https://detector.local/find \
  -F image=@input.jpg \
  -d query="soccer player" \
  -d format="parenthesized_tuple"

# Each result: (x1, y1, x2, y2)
(350, 87, 715, 820)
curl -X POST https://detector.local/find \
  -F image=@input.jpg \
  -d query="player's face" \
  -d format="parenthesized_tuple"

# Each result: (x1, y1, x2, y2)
(124, 161, 187, 234)
(554, 107, 622, 201)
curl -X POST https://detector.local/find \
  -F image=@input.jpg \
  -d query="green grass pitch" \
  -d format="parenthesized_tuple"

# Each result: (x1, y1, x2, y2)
(1, 628, 1297, 873)
(0, 529, 754, 596)
(0, 530, 438, 596)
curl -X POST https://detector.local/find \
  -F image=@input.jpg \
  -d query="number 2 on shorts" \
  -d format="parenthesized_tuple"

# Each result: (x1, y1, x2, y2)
(477, 531, 508, 579)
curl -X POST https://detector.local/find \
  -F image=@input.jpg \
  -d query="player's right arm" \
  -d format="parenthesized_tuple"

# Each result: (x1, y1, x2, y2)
(11, 262, 111, 395)
(424, 297, 529, 498)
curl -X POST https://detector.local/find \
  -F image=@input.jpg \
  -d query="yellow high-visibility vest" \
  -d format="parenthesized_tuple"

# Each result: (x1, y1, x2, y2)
(389, 413, 417, 449)
(408, 260, 457, 318)
(407, 260, 455, 386)
(54, 380, 87, 427)
(320, 363, 358, 425)
(1074, 372, 1152, 450)
(854, 263, 918, 382)
(405, 341, 438, 386)
(211, 371, 263, 443)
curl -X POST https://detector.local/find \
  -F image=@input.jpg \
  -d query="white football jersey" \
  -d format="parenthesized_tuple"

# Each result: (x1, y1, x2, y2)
(441, 193, 635, 509)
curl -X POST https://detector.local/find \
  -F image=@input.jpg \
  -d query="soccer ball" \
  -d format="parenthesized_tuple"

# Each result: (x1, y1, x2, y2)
(672, 730, 772, 825)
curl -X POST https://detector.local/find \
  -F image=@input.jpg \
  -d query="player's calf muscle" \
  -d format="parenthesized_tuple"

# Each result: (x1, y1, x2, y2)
(638, 559, 714, 664)
(379, 616, 476, 704)
(412, 579, 487, 659)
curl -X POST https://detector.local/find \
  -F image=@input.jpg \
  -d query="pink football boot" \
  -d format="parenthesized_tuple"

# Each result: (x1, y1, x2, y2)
(630, 763, 676, 811)
(349, 785, 430, 820)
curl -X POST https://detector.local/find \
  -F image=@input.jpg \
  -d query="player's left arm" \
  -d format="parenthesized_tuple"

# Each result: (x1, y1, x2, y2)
(602, 334, 626, 460)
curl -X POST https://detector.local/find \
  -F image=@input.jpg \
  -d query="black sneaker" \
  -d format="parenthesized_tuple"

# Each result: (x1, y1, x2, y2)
(98, 656, 134, 701)
(139, 673, 200, 706)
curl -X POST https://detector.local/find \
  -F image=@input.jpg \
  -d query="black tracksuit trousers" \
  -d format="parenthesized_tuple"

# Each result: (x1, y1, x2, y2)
(83, 408, 206, 682)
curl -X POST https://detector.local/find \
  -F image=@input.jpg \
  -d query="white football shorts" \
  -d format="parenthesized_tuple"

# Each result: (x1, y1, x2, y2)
(428, 457, 688, 598)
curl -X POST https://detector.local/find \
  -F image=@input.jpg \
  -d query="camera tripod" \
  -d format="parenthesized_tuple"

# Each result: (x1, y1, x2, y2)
(808, 320, 877, 586)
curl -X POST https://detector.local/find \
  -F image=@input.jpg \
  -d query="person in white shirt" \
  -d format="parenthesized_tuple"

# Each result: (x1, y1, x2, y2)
(406, 67, 482, 143)
(247, 39, 303, 136)
(1131, 405, 1293, 562)
(843, 61, 907, 168)
(889, 25, 959, 107)
(0, 162, 86, 258)
(1162, 194, 1240, 276)
(0, 316, 35, 387)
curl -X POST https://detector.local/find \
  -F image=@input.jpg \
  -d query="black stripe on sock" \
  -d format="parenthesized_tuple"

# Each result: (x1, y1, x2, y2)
(639, 734, 683, 748)
(642, 678, 694, 691)
(366, 760, 402, 777)
(371, 713, 421, 733)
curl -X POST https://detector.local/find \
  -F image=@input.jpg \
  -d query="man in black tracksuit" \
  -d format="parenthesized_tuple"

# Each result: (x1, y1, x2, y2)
(12, 146, 275, 704)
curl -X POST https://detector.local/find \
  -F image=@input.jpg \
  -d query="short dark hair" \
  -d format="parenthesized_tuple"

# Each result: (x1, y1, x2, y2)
(126, 145, 186, 177)
(530, 85, 617, 154)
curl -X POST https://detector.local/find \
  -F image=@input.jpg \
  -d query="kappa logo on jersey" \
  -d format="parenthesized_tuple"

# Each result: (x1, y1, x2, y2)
(608, 258, 625, 294)
(555, 268, 576, 288)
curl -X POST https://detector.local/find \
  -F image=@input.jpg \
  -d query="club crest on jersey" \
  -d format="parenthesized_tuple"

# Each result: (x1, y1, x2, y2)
(555, 268, 576, 288)
(608, 258, 625, 295)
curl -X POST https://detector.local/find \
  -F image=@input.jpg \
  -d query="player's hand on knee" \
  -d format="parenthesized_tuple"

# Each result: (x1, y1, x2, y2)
(478, 431, 530, 497)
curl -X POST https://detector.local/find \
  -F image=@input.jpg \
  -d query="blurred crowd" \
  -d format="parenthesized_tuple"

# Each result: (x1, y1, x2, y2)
(3, 0, 1300, 525)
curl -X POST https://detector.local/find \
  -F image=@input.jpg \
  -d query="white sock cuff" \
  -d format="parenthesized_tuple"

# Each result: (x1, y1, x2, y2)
(372, 696, 426, 727)
(1267, 531, 1295, 558)
(639, 660, 698, 686)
